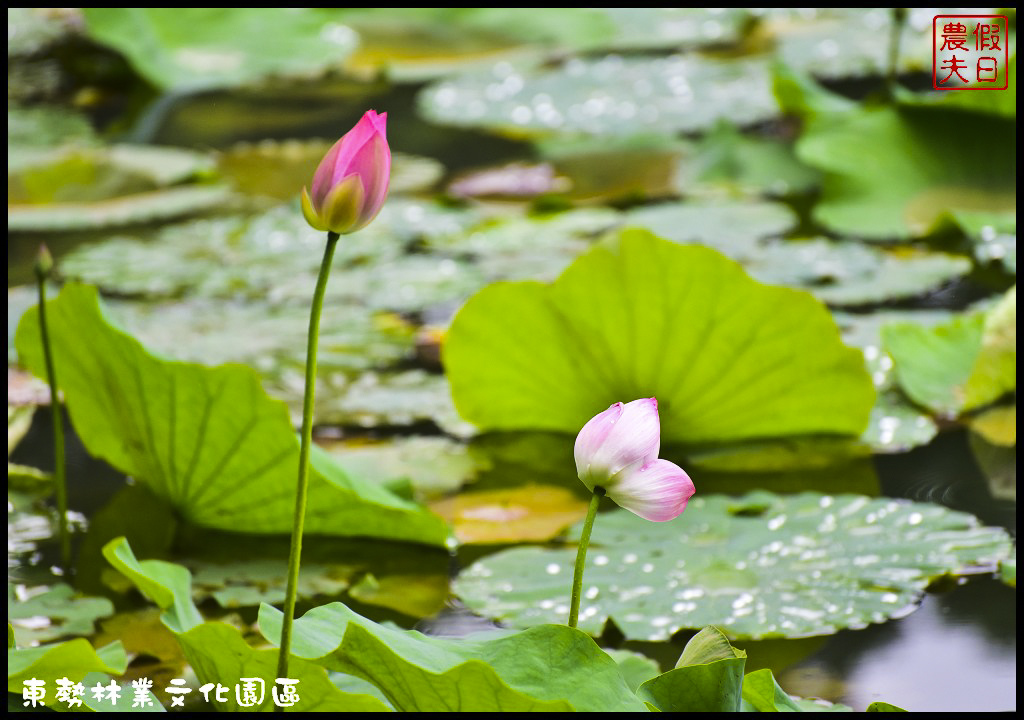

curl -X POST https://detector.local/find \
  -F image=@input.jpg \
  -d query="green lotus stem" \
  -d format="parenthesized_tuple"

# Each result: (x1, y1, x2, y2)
(276, 231, 339, 683)
(34, 247, 71, 577)
(886, 7, 907, 96)
(569, 485, 605, 629)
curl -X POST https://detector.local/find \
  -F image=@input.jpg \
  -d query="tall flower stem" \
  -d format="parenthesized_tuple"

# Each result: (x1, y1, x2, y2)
(35, 248, 70, 577)
(569, 485, 605, 628)
(276, 231, 339, 682)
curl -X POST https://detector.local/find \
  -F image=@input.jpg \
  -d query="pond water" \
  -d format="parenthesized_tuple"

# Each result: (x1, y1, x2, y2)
(8, 8, 1016, 712)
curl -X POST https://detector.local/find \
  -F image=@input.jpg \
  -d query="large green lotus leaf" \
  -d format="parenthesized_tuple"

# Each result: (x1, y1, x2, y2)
(259, 602, 648, 712)
(102, 537, 203, 635)
(883, 289, 1016, 417)
(178, 623, 391, 712)
(454, 492, 1012, 641)
(744, 240, 971, 307)
(419, 54, 779, 138)
(7, 639, 127, 700)
(102, 538, 388, 711)
(16, 284, 448, 545)
(639, 657, 746, 712)
(602, 648, 661, 692)
(444, 229, 874, 443)
(639, 626, 746, 711)
(797, 104, 1016, 240)
(624, 200, 796, 259)
(739, 667, 862, 712)
(8, 584, 114, 646)
(81, 8, 357, 90)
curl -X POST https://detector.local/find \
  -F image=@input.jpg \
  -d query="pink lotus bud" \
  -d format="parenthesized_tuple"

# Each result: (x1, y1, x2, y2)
(301, 110, 391, 235)
(575, 398, 695, 522)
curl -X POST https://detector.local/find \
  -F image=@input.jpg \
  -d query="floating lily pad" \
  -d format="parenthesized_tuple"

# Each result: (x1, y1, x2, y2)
(428, 208, 619, 283)
(589, 8, 747, 50)
(310, 369, 473, 436)
(624, 200, 796, 259)
(861, 392, 939, 454)
(431, 485, 589, 544)
(8, 584, 115, 646)
(93, 608, 185, 669)
(8, 185, 233, 233)
(319, 254, 486, 314)
(220, 142, 444, 201)
(9, 144, 229, 233)
(449, 162, 567, 198)
(107, 298, 415, 378)
(970, 229, 1016, 275)
(455, 492, 1012, 641)
(834, 309, 954, 390)
(336, 9, 538, 82)
(968, 425, 1016, 503)
(744, 240, 971, 307)
(534, 134, 687, 202)
(8, 404, 35, 456)
(185, 529, 450, 618)
(190, 560, 351, 609)
(343, 9, 746, 80)
(420, 54, 779, 138)
(999, 550, 1015, 588)
(899, 53, 1017, 120)
(9, 145, 217, 200)
(16, 283, 449, 544)
(797, 104, 1016, 240)
(968, 405, 1016, 447)
(883, 288, 1016, 417)
(322, 436, 483, 500)
(8, 105, 98, 149)
(445, 228, 874, 444)
(765, 8, 930, 80)
(673, 123, 820, 199)
(82, 8, 358, 90)
(59, 200, 477, 302)
(7, 7, 81, 57)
